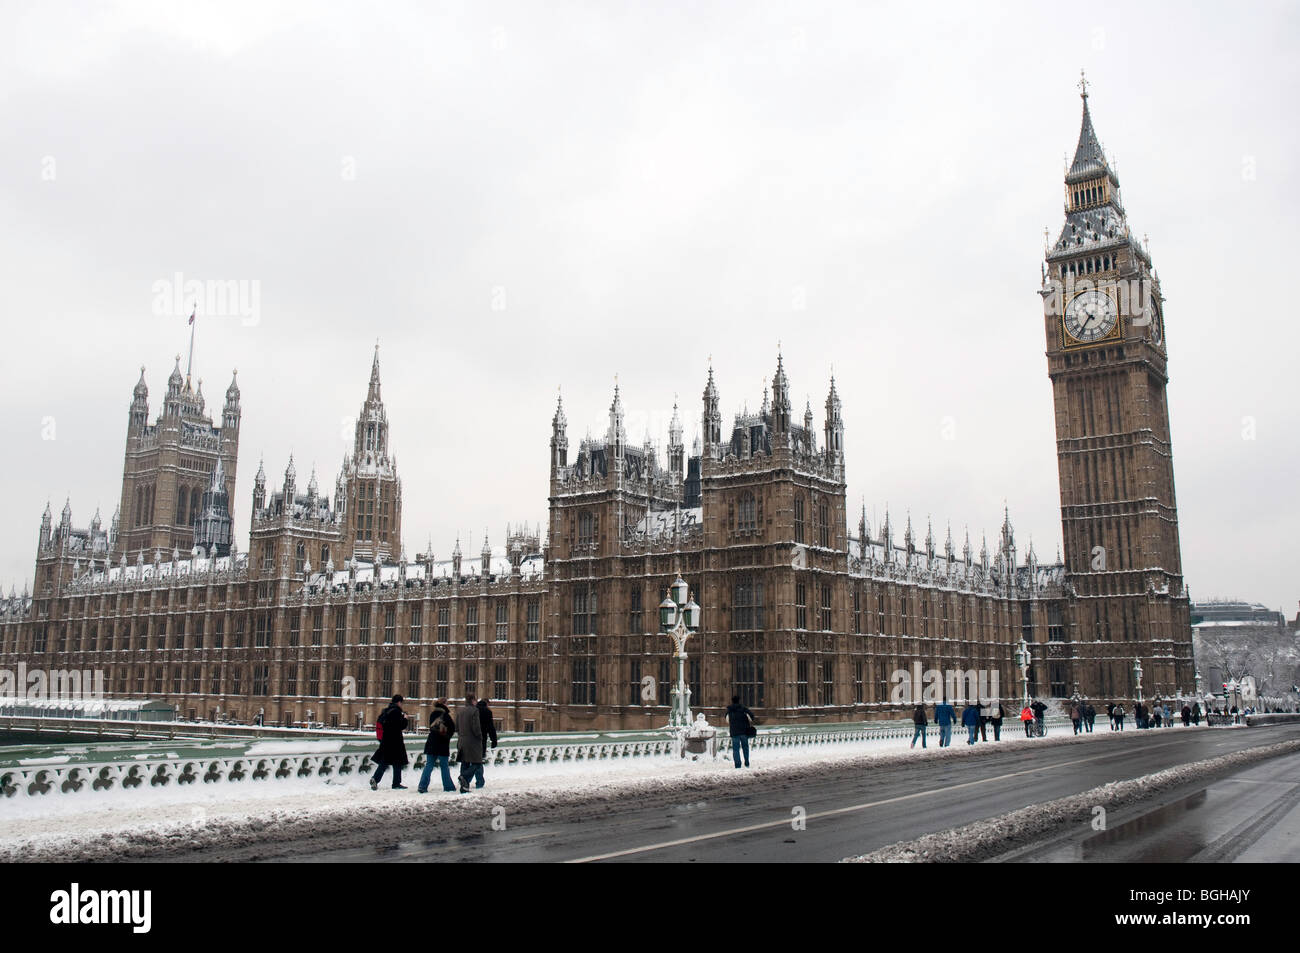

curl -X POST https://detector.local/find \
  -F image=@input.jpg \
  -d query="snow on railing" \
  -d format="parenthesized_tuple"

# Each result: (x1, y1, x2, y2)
(0, 720, 949, 799)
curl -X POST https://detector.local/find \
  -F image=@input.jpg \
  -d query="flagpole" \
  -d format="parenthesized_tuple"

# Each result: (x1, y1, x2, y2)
(186, 307, 196, 383)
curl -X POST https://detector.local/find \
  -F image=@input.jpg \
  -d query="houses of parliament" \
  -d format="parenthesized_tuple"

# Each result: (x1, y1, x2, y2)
(0, 87, 1196, 732)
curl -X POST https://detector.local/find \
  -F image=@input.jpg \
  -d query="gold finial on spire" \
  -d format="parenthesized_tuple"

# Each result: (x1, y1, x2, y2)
(1078, 69, 1089, 100)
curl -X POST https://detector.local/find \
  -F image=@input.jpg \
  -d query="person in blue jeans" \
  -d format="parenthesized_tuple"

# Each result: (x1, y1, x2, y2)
(726, 695, 754, 768)
(911, 703, 928, 748)
(961, 702, 981, 744)
(417, 699, 457, 793)
(934, 699, 957, 747)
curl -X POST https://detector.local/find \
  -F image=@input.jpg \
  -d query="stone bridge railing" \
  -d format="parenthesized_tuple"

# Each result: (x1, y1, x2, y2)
(0, 716, 1083, 800)
(0, 737, 688, 800)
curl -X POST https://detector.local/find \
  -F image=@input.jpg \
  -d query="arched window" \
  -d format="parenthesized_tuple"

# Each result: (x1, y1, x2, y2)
(295, 543, 306, 574)
(135, 487, 144, 527)
(177, 487, 188, 526)
(191, 488, 202, 524)
(738, 492, 757, 532)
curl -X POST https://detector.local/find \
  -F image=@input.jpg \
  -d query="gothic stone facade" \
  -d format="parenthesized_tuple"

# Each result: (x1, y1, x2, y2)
(0, 89, 1195, 732)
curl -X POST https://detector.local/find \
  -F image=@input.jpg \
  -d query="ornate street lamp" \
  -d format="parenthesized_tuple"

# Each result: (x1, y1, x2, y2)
(1132, 657, 1143, 703)
(659, 573, 701, 729)
(1014, 638, 1031, 710)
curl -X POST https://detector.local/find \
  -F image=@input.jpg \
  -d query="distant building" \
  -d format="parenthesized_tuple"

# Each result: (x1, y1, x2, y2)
(1192, 600, 1296, 701)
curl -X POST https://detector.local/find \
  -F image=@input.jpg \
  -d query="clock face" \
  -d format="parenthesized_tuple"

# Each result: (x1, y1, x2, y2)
(1064, 289, 1118, 344)
(1146, 298, 1163, 344)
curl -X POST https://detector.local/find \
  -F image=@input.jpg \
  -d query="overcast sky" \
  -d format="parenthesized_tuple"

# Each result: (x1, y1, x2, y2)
(2, 1, 1296, 614)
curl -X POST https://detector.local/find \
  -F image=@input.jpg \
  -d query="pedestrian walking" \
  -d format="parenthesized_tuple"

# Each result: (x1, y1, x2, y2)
(1031, 699, 1047, 736)
(1114, 703, 1126, 731)
(477, 697, 499, 782)
(417, 698, 456, 793)
(1085, 702, 1096, 732)
(455, 692, 486, 793)
(1020, 704, 1034, 737)
(988, 700, 1003, 741)
(961, 701, 981, 744)
(1107, 702, 1116, 731)
(911, 703, 928, 749)
(1181, 704, 1191, 727)
(935, 698, 957, 747)
(370, 695, 410, 790)
(726, 695, 755, 767)
(1070, 702, 1082, 735)
(1191, 702, 1201, 726)
(1152, 705, 1163, 728)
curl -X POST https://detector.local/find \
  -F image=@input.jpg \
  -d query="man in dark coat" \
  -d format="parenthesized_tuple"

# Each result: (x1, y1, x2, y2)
(418, 698, 457, 793)
(475, 698, 498, 787)
(456, 693, 485, 793)
(725, 695, 755, 768)
(370, 695, 409, 790)
(477, 699, 498, 750)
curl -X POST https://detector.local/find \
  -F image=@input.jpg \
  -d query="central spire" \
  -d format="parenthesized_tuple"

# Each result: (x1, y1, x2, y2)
(368, 342, 382, 402)
(1067, 71, 1113, 184)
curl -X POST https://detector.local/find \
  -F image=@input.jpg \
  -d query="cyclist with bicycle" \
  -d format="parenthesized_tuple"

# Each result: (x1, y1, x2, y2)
(1031, 699, 1047, 737)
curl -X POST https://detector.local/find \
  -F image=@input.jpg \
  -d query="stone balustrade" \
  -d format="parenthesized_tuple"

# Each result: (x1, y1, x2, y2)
(0, 718, 956, 800)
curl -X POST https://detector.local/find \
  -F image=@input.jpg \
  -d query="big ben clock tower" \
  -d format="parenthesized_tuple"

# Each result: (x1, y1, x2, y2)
(1041, 75, 1194, 700)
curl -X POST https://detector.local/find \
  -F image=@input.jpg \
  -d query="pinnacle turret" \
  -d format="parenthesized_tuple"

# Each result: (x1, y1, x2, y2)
(368, 343, 382, 402)
(606, 381, 627, 455)
(168, 355, 183, 386)
(702, 365, 722, 453)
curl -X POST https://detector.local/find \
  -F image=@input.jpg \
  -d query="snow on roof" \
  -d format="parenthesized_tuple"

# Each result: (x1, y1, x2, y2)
(87, 553, 246, 587)
(305, 548, 545, 590)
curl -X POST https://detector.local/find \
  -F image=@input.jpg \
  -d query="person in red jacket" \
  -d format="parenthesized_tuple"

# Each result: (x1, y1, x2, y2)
(1020, 704, 1034, 738)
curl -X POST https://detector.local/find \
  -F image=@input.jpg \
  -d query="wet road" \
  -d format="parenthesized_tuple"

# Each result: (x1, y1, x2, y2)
(275, 723, 1300, 863)
(1000, 749, 1300, 863)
